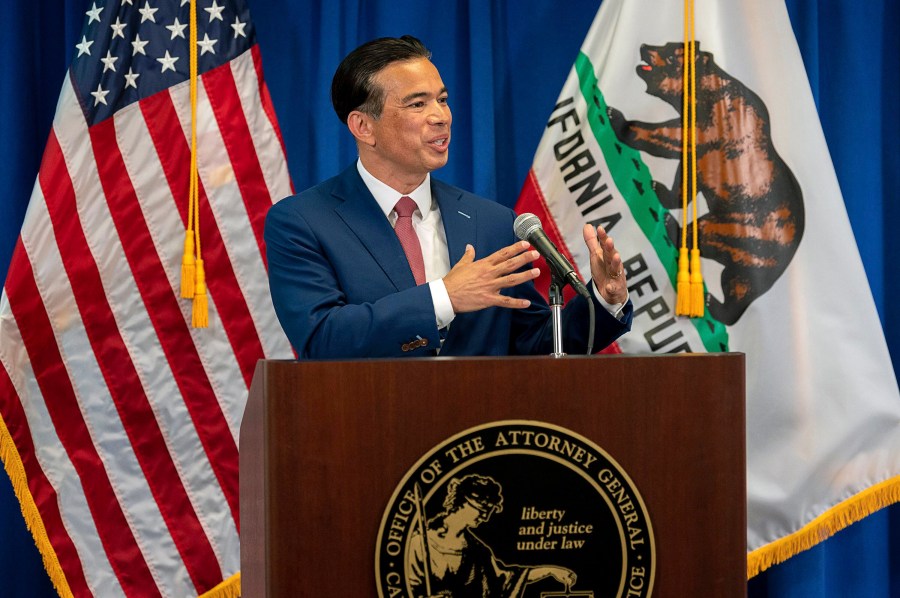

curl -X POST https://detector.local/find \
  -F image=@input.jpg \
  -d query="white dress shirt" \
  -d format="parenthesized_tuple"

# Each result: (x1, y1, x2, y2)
(357, 161, 456, 328)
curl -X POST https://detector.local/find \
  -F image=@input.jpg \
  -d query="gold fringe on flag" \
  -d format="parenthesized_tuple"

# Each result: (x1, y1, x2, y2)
(676, 0, 705, 317)
(0, 415, 74, 598)
(180, 0, 208, 326)
(198, 572, 242, 598)
(747, 475, 900, 578)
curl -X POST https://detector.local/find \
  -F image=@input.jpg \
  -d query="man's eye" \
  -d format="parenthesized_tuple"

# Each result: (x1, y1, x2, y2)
(438, 96, 449, 105)
(409, 101, 425, 108)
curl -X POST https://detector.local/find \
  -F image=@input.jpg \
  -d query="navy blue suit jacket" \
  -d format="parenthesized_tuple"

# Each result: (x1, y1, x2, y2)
(264, 165, 632, 358)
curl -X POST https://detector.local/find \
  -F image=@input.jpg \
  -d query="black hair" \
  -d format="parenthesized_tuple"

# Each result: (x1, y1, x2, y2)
(331, 35, 432, 124)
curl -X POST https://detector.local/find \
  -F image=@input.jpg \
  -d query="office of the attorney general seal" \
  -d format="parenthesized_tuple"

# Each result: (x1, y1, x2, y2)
(375, 421, 655, 598)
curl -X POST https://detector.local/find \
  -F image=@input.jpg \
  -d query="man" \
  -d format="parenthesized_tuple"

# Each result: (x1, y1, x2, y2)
(265, 35, 632, 358)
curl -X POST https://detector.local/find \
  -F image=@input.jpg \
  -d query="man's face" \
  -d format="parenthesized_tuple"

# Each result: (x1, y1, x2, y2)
(365, 58, 451, 190)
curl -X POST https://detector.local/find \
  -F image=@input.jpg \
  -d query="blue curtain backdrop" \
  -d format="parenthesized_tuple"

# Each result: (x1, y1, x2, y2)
(1, 1, 897, 596)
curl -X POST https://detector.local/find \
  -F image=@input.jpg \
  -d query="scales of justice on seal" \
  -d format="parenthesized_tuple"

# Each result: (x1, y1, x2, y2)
(239, 350, 747, 596)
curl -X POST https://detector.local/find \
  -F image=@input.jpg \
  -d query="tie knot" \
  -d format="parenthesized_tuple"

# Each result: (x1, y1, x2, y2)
(394, 196, 418, 218)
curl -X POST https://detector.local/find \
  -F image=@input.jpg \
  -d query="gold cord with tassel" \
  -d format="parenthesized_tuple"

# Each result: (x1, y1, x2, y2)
(182, 0, 208, 327)
(675, 0, 693, 315)
(687, 0, 704, 317)
(676, 0, 704, 317)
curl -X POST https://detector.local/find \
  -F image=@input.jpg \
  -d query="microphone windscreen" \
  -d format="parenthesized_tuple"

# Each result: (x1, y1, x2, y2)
(513, 212, 542, 241)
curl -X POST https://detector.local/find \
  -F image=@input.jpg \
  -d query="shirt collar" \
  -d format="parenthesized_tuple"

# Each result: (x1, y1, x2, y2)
(357, 159, 433, 218)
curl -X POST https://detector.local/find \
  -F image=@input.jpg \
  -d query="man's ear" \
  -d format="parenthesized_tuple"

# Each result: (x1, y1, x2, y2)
(347, 111, 376, 147)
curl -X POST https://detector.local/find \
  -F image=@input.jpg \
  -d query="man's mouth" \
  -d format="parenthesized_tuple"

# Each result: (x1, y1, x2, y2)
(429, 137, 449, 148)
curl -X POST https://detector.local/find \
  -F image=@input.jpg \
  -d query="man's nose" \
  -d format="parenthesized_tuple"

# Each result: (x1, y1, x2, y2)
(428, 101, 450, 125)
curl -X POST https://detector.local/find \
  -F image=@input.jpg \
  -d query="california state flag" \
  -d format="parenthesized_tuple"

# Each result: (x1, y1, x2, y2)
(516, 0, 900, 574)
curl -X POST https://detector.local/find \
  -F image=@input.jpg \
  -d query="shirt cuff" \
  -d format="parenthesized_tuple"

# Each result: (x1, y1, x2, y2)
(592, 281, 629, 321)
(430, 279, 456, 329)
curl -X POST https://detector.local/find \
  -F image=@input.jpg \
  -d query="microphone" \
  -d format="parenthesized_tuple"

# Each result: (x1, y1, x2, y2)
(514, 213, 590, 298)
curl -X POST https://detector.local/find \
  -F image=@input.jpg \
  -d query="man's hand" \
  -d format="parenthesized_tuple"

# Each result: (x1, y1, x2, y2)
(584, 223, 628, 304)
(443, 241, 540, 313)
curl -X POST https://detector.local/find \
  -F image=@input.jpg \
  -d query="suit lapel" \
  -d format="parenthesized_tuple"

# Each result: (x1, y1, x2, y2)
(433, 181, 476, 264)
(332, 167, 416, 290)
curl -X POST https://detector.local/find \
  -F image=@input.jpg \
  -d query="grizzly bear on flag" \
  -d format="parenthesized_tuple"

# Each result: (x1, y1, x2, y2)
(607, 41, 804, 325)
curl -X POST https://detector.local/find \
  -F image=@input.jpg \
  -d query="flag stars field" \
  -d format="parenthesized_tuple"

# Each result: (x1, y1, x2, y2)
(70, 0, 254, 127)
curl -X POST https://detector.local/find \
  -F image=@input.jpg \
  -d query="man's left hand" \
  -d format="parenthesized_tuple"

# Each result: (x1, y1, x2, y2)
(583, 223, 627, 305)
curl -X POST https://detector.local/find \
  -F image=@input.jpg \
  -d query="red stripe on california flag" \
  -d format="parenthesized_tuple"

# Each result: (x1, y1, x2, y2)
(0, 313, 90, 598)
(251, 44, 293, 194)
(139, 91, 263, 389)
(201, 61, 271, 261)
(516, 170, 622, 355)
(515, 169, 580, 300)
(3, 193, 156, 594)
(86, 118, 225, 590)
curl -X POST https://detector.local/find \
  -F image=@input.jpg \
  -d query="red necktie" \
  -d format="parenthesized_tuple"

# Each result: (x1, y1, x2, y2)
(393, 196, 426, 285)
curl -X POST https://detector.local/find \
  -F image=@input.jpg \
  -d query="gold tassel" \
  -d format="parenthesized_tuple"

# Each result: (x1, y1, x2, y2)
(675, 247, 691, 315)
(689, 248, 705, 317)
(181, 231, 196, 298)
(191, 258, 209, 328)
(185, 0, 209, 328)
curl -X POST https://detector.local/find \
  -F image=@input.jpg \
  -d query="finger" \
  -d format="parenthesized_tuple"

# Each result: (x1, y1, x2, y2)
(605, 251, 624, 280)
(582, 223, 601, 254)
(454, 243, 476, 266)
(496, 249, 540, 275)
(496, 268, 541, 289)
(492, 292, 532, 309)
(487, 240, 531, 265)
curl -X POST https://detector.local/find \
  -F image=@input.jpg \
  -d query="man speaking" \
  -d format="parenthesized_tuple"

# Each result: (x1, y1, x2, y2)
(264, 35, 632, 358)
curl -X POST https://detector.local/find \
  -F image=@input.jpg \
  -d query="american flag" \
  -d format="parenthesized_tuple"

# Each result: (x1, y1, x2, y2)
(0, 1, 293, 596)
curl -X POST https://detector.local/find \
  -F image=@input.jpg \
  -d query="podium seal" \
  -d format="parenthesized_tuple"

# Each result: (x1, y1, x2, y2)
(375, 420, 655, 598)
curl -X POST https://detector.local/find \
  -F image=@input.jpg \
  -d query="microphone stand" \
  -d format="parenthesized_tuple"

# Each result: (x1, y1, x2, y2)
(549, 273, 566, 358)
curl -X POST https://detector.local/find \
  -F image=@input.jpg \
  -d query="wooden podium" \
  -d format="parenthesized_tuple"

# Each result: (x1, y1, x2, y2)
(240, 354, 746, 596)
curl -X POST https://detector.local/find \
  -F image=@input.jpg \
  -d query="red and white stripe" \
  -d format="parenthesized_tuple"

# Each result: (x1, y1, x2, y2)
(0, 46, 292, 597)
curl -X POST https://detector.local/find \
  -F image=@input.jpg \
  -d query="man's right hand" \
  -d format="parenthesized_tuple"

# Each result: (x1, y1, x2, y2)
(443, 241, 540, 313)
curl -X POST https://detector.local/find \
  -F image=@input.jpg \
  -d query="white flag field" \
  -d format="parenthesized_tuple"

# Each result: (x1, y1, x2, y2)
(515, 0, 900, 574)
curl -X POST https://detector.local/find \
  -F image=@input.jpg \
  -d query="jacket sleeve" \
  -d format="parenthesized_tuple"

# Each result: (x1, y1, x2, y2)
(264, 200, 441, 359)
